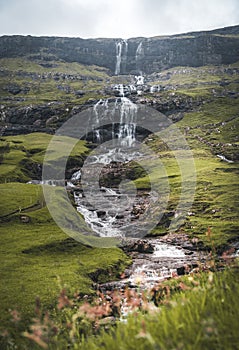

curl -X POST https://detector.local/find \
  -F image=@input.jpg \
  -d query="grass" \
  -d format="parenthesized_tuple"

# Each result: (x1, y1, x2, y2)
(132, 139, 239, 246)
(75, 267, 239, 350)
(0, 58, 109, 77)
(0, 58, 238, 349)
(0, 57, 110, 106)
(0, 182, 130, 333)
(0, 133, 89, 182)
(149, 63, 239, 87)
(2, 263, 238, 349)
(0, 183, 43, 216)
(133, 92, 239, 247)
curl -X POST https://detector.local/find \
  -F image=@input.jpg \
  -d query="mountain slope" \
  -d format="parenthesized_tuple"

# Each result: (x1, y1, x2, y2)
(1, 25, 239, 74)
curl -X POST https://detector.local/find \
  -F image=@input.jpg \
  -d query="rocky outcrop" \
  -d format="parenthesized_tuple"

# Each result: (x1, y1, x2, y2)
(0, 101, 93, 135)
(1, 25, 239, 75)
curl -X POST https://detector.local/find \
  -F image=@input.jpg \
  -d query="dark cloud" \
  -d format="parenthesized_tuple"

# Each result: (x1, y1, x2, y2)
(0, 0, 238, 38)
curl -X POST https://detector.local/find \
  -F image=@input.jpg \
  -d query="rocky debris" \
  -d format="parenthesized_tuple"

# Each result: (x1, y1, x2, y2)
(45, 115, 59, 126)
(170, 112, 184, 122)
(5, 84, 30, 95)
(176, 264, 199, 275)
(0, 124, 54, 136)
(12, 70, 104, 82)
(158, 233, 205, 251)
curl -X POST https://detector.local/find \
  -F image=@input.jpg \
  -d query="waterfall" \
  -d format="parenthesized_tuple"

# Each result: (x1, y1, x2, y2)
(136, 41, 144, 75)
(136, 42, 143, 60)
(73, 96, 139, 237)
(91, 99, 110, 143)
(91, 94, 137, 147)
(115, 42, 122, 75)
(117, 96, 137, 147)
(115, 40, 128, 75)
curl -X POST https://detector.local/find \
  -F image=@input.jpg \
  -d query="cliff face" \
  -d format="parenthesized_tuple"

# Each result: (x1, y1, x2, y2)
(0, 25, 239, 74)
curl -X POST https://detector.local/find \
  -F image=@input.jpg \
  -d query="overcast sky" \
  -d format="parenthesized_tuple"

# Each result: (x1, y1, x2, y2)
(0, 0, 238, 38)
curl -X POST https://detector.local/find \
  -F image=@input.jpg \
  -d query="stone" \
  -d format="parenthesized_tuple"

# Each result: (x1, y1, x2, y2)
(75, 90, 85, 96)
(116, 214, 124, 219)
(6, 84, 22, 95)
(97, 210, 106, 218)
(20, 215, 30, 223)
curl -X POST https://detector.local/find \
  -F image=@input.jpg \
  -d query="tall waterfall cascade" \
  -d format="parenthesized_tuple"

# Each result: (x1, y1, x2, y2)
(115, 40, 145, 75)
(115, 40, 128, 75)
(73, 95, 142, 237)
(136, 41, 144, 75)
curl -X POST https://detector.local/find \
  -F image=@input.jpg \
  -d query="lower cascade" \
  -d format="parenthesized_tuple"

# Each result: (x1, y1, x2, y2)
(70, 94, 206, 294)
(73, 94, 142, 238)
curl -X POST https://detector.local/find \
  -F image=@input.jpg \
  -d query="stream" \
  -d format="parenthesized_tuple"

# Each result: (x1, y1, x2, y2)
(27, 87, 239, 308)
(68, 92, 208, 292)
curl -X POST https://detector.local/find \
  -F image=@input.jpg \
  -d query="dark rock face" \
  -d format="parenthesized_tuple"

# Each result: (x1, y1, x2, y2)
(1, 25, 239, 75)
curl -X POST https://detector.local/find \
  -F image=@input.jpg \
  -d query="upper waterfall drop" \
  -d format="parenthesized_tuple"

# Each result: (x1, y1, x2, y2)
(136, 41, 144, 75)
(115, 39, 128, 75)
(115, 42, 123, 75)
(136, 42, 143, 59)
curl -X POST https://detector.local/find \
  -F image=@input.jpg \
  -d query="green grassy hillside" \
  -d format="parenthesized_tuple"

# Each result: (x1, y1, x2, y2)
(0, 58, 110, 106)
(0, 57, 238, 349)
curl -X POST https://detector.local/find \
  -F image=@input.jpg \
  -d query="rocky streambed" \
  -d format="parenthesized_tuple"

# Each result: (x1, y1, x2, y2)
(99, 234, 207, 293)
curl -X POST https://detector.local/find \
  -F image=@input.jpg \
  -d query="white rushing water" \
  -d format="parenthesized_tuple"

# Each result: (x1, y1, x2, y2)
(128, 264, 177, 287)
(135, 41, 144, 75)
(73, 95, 141, 237)
(92, 94, 138, 147)
(74, 188, 123, 237)
(115, 40, 128, 75)
(153, 243, 185, 257)
(115, 42, 122, 75)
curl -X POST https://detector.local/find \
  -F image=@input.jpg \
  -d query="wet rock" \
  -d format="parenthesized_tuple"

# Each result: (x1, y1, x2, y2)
(122, 239, 154, 254)
(176, 263, 198, 276)
(97, 210, 106, 218)
(116, 214, 124, 219)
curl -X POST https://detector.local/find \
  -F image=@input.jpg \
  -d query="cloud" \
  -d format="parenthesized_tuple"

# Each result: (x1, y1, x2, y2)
(135, 0, 239, 36)
(0, 0, 238, 38)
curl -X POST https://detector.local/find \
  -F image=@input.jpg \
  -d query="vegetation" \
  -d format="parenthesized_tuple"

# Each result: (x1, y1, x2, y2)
(0, 56, 238, 349)
(0, 182, 130, 336)
(0, 58, 110, 106)
(0, 133, 89, 182)
(1, 255, 238, 349)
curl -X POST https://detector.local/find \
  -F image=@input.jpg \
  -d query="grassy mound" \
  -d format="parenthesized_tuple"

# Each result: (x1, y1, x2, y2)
(0, 133, 89, 182)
